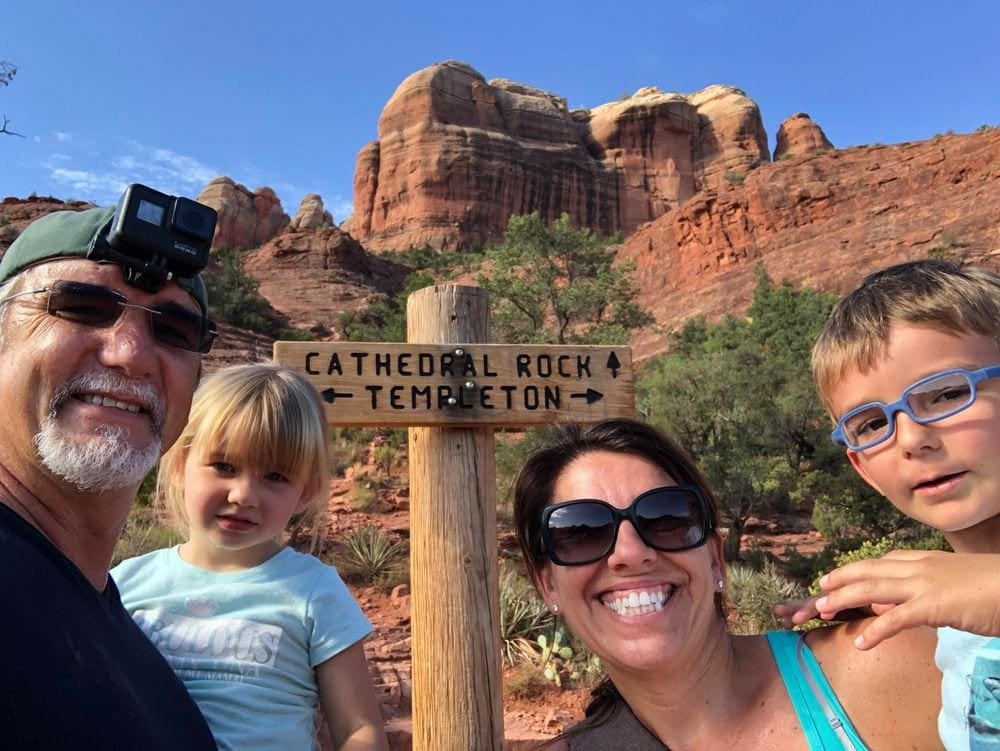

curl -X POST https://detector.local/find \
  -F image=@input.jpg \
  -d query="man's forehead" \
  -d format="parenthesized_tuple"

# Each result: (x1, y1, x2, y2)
(22, 259, 200, 312)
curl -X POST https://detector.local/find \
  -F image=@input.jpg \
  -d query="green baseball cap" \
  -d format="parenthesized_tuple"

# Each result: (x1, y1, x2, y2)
(0, 206, 209, 314)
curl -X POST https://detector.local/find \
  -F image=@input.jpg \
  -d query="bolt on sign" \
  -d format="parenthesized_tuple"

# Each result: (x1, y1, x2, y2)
(273, 342, 634, 427)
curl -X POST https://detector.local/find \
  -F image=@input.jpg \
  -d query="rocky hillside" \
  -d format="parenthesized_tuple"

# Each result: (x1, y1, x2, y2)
(619, 128, 1000, 359)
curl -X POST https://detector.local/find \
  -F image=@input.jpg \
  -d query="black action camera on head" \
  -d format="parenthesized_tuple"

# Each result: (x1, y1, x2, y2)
(90, 183, 217, 292)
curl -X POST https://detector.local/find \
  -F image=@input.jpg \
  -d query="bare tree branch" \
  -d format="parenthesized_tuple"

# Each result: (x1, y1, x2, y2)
(0, 115, 23, 138)
(1, 61, 23, 139)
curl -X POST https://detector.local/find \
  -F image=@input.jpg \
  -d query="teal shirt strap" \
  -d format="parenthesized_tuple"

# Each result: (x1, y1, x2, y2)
(766, 630, 868, 751)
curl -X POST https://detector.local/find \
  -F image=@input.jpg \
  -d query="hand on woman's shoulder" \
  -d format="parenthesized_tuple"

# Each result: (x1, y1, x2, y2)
(806, 620, 942, 750)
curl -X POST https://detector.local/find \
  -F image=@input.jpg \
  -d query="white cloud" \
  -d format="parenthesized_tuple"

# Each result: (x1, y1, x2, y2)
(53, 131, 71, 142)
(50, 168, 127, 199)
(43, 139, 220, 204)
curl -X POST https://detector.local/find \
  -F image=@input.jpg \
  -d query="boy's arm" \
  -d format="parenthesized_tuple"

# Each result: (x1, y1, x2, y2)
(817, 550, 1000, 648)
(317, 641, 389, 751)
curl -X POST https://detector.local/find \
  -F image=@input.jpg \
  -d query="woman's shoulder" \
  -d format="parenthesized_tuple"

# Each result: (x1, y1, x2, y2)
(805, 617, 938, 671)
(804, 621, 942, 748)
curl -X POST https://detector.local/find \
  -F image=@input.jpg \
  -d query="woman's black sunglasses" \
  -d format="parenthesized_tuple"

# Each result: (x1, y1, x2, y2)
(3, 280, 217, 354)
(541, 485, 713, 566)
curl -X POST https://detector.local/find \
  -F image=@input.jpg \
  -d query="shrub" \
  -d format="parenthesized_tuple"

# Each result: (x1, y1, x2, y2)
(498, 561, 552, 667)
(334, 526, 407, 585)
(727, 561, 806, 634)
(204, 246, 311, 340)
(504, 662, 552, 700)
(349, 480, 380, 512)
(724, 170, 746, 185)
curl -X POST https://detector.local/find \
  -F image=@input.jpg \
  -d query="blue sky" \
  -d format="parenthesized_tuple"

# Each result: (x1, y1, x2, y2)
(2, 1, 998, 222)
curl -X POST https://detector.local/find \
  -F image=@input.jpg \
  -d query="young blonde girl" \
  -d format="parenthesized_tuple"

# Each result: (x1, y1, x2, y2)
(112, 362, 388, 751)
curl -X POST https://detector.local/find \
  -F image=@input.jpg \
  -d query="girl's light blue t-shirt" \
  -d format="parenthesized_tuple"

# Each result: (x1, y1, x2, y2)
(112, 546, 372, 751)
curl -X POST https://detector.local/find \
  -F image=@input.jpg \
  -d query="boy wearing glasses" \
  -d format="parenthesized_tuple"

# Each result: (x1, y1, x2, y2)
(780, 259, 1000, 750)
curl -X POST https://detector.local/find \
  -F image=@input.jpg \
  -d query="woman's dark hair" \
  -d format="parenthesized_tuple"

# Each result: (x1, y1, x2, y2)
(512, 418, 725, 747)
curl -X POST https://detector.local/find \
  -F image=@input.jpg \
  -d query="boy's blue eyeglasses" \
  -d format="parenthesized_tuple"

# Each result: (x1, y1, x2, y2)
(832, 365, 1000, 451)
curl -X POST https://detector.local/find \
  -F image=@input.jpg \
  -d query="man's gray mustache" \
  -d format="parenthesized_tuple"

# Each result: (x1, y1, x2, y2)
(48, 371, 166, 437)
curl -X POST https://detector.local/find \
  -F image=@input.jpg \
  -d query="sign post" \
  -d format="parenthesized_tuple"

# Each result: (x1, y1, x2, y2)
(274, 284, 634, 749)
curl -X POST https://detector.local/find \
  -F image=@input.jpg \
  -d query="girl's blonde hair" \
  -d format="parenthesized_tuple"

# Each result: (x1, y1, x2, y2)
(157, 361, 331, 536)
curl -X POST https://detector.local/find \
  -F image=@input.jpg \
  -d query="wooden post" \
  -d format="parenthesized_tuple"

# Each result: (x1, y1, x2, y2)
(406, 285, 503, 750)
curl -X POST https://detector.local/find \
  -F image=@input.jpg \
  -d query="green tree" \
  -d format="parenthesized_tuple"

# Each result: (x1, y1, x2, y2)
(338, 271, 435, 342)
(204, 246, 309, 339)
(638, 267, 914, 559)
(477, 212, 651, 344)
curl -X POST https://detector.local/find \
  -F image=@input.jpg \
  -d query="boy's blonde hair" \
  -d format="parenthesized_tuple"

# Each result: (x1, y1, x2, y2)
(813, 259, 1000, 413)
(157, 361, 331, 535)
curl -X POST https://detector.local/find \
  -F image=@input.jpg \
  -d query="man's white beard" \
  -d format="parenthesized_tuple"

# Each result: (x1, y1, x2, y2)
(34, 372, 165, 492)
(36, 421, 161, 492)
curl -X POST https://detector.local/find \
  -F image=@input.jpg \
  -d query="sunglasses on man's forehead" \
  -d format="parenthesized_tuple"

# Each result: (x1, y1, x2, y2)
(541, 485, 713, 566)
(3, 280, 217, 354)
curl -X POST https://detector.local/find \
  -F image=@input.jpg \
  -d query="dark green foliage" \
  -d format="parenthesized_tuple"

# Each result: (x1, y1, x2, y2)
(638, 265, 923, 558)
(379, 245, 485, 274)
(204, 246, 311, 339)
(495, 427, 554, 511)
(477, 212, 652, 345)
(338, 271, 435, 342)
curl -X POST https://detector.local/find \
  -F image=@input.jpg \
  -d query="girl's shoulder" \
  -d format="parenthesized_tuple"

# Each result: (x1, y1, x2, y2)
(268, 547, 348, 588)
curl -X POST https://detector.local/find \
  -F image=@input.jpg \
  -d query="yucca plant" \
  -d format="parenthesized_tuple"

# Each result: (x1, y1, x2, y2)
(336, 525, 406, 585)
(498, 561, 552, 667)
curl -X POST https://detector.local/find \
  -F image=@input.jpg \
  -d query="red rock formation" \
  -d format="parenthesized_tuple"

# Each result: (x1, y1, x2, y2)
(0, 196, 95, 256)
(242, 224, 409, 338)
(773, 113, 834, 161)
(290, 193, 334, 230)
(618, 130, 1000, 360)
(197, 177, 289, 250)
(353, 62, 769, 252)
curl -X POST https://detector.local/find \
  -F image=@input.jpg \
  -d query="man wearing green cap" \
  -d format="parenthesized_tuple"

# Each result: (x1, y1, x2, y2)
(0, 202, 218, 749)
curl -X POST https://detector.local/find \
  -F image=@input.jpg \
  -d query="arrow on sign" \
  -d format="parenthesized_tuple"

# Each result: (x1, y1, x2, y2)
(321, 389, 354, 404)
(606, 352, 621, 378)
(570, 389, 605, 404)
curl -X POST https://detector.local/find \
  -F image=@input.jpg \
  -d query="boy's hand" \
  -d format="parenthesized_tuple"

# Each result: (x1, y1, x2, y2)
(772, 596, 874, 628)
(772, 596, 821, 628)
(817, 550, 1000, 649)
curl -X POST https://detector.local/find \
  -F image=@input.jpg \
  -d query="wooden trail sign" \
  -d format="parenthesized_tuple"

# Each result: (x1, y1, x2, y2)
(274, 284, 636, 750)
(273, 342, 634, 426)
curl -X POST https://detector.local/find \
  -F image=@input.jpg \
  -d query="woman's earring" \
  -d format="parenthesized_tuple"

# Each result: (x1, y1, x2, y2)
(551, 603, 560, 615)
(717, 579, 725, 590)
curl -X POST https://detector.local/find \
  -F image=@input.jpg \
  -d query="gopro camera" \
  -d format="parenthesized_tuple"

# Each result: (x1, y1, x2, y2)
(92, 183, 217, 292)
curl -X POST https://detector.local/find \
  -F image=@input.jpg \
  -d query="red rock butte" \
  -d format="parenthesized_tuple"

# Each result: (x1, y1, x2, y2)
(348, 60, 770, 251)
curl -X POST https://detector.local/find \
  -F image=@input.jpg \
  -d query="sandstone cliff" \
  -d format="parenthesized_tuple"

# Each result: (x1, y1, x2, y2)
(618, 128, 1000, 360)
(197, 176, 290, 250)
(351, 61, 769, 251)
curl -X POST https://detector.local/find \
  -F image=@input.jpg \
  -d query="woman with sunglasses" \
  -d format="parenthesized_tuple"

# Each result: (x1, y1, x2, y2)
(514, 418, 942, 750)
